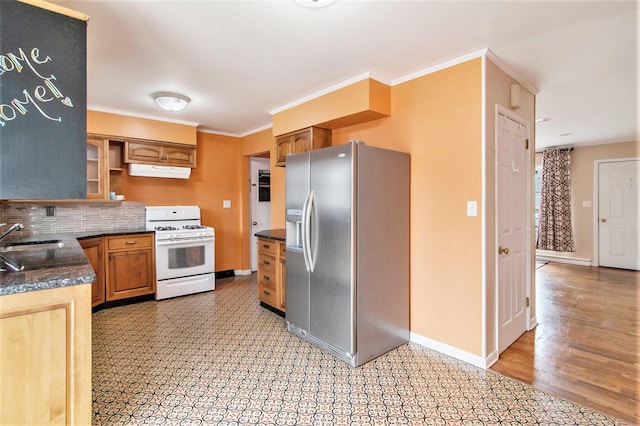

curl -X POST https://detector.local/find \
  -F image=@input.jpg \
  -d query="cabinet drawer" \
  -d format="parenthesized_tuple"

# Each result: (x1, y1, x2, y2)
(258, 254, 276, 273)
(257, 238, 277, 255)
(258, 282, 278, 306)
(259, 270, 276, 292)
(107, 234, 153, 251)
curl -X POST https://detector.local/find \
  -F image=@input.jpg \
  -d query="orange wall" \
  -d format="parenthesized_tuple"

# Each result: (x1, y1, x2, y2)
(332, 59, 484, 354)
(240, 128, 281, 271)
(87, 110, 279, 273)
(122, 132, 243, 272)
(88, 110, 197, 145)
(271, 78, 391, 136)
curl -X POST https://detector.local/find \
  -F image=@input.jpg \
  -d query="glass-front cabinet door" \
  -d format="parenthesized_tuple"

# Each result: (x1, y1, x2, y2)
(87, 137, 107, 199)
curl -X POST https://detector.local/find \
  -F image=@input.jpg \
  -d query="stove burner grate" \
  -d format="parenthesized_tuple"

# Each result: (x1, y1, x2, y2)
(183, 225, 208, 229)
(155, 226, 179, 231)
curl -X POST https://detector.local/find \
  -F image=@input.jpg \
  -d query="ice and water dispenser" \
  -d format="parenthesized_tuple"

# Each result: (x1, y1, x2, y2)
(286, 208, 303, 252)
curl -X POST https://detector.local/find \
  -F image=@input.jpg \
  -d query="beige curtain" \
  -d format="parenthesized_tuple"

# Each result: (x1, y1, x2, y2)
(536, 148, 575, 252)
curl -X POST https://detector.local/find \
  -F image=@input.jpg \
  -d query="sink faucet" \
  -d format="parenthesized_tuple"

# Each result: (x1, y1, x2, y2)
(0, 254, 24, 272)
(0, 223, 24, 244)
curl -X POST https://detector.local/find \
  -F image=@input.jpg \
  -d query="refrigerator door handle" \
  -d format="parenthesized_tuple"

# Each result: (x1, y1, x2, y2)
(308, 190, 318, 273)
(301, 190, 312, 272)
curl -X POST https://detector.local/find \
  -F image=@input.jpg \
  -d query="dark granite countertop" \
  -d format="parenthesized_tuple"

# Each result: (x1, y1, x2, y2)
(255, 229, 286, 242)
(0, 228, 152, 296)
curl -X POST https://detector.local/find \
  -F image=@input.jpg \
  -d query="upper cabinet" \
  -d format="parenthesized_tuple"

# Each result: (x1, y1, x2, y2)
(125, 140, 196, 168)
(275, 127, 331, 167)
(86, 135, 124, 200)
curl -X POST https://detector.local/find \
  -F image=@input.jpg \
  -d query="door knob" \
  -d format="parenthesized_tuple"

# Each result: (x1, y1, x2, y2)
(498, 246, 509, 255)
(252, 221, 258, 225)
(600, 218, 607, 223)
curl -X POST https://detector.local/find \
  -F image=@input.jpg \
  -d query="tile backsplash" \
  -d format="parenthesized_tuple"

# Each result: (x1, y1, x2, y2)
(0, 202, 146, 237)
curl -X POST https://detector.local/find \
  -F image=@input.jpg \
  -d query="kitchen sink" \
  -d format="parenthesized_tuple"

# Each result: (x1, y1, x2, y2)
(0, 239, 65, 252)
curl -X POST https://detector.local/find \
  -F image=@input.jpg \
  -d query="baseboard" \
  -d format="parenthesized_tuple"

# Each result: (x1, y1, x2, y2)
(234, 269, 252, 276)
(260, 301, 285, 317)
(536, 254, 592, 266)
(410, 332, 490, 369)
(485, 349, 499, 368)
(528, 316, 538, 331)
(215, 269, 235, 279)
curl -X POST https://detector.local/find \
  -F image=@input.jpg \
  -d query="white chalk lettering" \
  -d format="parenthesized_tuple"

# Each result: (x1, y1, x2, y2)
(0, 48, 49, 79)
(0, 47, 72, 127)
(10, 89, 62, 123)
(34, 85, 53, 103)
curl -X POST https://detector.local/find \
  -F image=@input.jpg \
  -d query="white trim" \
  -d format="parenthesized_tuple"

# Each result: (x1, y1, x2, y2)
(198, 123, 273, 138)
(391, 49, 488, 86)
(485, 50, 538, 95)
(592, 157, 640, 267)
(536, 253, 592, 266)
(485, 349, 499, 368)
(234, 269, 252, 276)
(88, 106, 200, 127)
(410, 332, 490, 369)
(494, 105, 533, 357)
(269, 72, 373, 115)
(528, 316, 538, 331)
(480, 55, 488, 361)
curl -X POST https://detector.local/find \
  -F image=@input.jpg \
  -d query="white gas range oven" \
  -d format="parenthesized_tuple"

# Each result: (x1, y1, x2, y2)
(145, 206, 215, 300)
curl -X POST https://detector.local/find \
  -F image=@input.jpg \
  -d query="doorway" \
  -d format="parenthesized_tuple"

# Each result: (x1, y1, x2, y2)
(596, 158, 639, 270)
(250, 156, 271, 272)
(495, 106, 532, 354)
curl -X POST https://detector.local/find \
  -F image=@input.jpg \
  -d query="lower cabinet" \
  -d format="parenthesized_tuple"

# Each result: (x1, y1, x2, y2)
(106, 234, 155, 301)
(0, 284, 92, 425)
(80, 233, 156, 305)
(80, 237, 105, 307)
(257, 237, 286, 312)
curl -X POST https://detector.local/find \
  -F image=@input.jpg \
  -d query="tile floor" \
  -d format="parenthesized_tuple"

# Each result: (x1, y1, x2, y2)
(92, 274, 623, 425)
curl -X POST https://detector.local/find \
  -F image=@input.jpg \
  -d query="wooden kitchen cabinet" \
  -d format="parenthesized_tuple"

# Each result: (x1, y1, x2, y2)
(275, 127, 331, 167)
(0, 284, 92, 425)
(257, 237, 286, 312)
(87, 135, 124, 200)
(80, 237, 105, 307)
(105, 234, 155, 301)
(87, 135, 109, 199)
(125, 140, 196, 167)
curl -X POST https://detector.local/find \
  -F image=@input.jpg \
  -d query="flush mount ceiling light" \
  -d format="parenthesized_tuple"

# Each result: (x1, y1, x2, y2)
(295, 0, 335, 8)
(153, 92, 190, 112)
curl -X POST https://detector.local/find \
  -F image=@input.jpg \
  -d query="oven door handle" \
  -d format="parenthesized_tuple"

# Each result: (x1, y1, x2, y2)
(156, 237, 213, 246)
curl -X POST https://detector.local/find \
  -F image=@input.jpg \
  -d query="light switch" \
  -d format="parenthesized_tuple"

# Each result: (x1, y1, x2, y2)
(467, 201, 478, 217)
(223, 200, 231, 209)
(582, 201, 591, 207)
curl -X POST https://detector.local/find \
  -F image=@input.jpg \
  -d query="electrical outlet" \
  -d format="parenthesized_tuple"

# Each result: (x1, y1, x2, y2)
(223, 200, 231, 209)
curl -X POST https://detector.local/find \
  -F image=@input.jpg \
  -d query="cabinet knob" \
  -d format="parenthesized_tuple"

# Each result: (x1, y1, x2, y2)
(263, 260, 270, 265)
(125, 241, 137, 245)
(263, 275, 270, 281)
(263, 290, 270, 296)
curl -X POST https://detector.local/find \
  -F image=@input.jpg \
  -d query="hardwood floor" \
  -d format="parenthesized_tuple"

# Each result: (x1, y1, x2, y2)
(491, 262, 639, 424)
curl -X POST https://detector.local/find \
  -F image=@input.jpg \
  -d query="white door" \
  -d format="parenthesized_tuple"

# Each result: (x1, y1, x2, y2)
(598, 159, 639, 270)
(250, 157, 271, 271)
(496, 111, 530, 354)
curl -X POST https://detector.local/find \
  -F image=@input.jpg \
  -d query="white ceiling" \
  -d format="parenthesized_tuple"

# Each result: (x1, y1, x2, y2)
(52, 0, 638, 150)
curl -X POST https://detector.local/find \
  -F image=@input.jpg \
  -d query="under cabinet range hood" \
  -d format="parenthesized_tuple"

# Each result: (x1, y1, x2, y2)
(128, 163, 191, 179)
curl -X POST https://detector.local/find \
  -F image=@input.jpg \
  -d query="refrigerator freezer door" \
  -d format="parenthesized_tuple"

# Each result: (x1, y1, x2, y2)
(285, 152, 311, 332)
(308, 144, 355, 355)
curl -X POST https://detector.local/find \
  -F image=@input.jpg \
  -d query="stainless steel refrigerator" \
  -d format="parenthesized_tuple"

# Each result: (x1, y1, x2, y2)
(285, 141, 410, 367)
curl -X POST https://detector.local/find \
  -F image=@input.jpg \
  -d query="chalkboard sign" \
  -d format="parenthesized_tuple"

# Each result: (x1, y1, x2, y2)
(0, 0, 87, 199)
